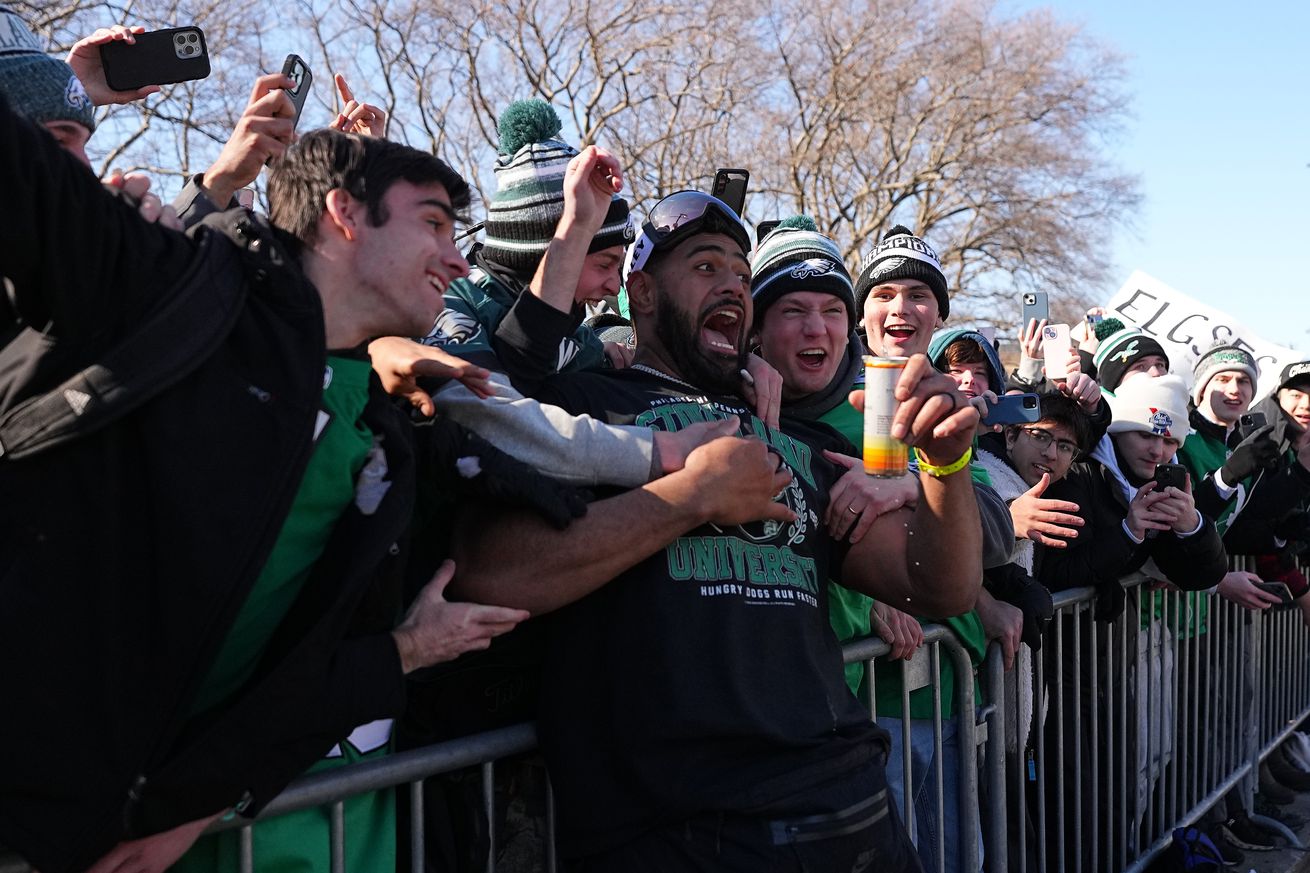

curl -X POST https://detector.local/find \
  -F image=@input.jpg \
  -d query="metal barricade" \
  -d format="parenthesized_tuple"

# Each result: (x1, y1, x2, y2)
(5, 557, 1310, 873)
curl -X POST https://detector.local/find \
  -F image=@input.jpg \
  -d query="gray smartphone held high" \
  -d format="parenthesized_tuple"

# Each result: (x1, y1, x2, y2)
(99, 26, 210, 92)
(1021, 291, 1049, 330)
(711, 169, 749, 217)
(280, 54, 313, 129)
(984, 393, 1041, 426)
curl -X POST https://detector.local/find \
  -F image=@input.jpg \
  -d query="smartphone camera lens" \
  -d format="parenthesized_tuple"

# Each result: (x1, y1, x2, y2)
(1023, 294, 1036, 306)
(1024, 396, 1037, 409)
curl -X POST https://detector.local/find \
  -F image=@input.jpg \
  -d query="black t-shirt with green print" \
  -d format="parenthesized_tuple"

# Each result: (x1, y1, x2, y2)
(532, 367, 888, 858)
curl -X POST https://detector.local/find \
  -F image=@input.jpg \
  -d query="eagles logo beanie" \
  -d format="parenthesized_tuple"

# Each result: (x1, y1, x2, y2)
(482, 99, 631, 278)
(1106, 374, 1192, 447)
(0, 6, 95, 133)
(853, 225, 949, 320)
(1092, 327, 1169, 394)
(1190, 341, 1259, 406)
(750, 215, 855, 331)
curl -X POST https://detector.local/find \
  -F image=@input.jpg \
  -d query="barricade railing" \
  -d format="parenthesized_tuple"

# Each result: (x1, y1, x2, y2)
(4, 558, 1309, 873)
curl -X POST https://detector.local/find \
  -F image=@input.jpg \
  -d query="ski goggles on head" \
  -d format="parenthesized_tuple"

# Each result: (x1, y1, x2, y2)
(624, 190, 752, 279)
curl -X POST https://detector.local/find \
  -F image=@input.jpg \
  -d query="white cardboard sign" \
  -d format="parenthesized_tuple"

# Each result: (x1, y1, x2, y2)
(1105, 270, 1299, 399)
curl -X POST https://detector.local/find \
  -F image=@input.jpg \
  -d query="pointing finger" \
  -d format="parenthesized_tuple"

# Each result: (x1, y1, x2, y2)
(334, 72, 355, 105)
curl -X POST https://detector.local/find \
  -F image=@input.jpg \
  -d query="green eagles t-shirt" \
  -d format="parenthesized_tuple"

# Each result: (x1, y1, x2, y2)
(189, 355, 376, 717)
(818, 383, 988, 719)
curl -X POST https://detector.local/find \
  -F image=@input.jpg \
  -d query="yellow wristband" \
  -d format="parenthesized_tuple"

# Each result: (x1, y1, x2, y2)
(913, 446, 972, 478)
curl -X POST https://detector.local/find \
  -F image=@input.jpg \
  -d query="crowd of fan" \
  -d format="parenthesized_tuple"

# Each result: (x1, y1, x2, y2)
(3, 8, 1309, 873)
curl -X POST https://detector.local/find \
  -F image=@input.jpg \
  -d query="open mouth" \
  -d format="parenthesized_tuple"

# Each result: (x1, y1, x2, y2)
(700, 306, 743, 356)
(427, 273, 448, 295)
(1032, 463, 1053, 477)
(884, 324, 916, 342)
(797, 348, 828, 371)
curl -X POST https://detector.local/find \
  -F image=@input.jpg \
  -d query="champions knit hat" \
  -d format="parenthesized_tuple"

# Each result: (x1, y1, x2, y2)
(481, 99, 631, 277)
(0, 6, 95, 133)
(853, 225, 949, 320)
(1106, 374, 1192, 447)
(1092, 327, 1169, 393)
(1190, 341, 1259, 407)
(750, 215, 855, 331)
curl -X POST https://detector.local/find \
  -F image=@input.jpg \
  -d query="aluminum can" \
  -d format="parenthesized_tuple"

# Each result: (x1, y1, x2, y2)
(862, 355, 908, 477)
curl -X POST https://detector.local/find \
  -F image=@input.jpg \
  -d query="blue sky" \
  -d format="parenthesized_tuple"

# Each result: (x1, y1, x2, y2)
(1006, 0, 1310, 352)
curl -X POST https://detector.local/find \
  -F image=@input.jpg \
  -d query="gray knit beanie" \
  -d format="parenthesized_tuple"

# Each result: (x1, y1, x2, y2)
(1191, 341, 1259, 407)
(481, 99, 631, 277)
(0, 6, 95, 133)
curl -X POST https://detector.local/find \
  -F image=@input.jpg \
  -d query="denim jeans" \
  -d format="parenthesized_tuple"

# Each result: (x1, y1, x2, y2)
(880, 715, 982, 873)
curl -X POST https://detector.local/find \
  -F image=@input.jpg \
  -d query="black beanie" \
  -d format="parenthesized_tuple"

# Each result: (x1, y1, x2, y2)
(853, 225, 949, 320)
(1092, 328, 1169, 394)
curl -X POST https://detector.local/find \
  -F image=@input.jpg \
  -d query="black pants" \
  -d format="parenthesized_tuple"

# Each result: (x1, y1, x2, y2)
(566, 758, 921, 873)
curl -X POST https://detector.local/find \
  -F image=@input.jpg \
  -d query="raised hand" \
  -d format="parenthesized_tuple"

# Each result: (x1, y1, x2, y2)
(105, 169, 182, 231)
(330, 73, 388, 138)
(561, 145, 623, 236)
(201, 73, 298, 207)
(1219, 423, 1281, 484)
(1059, 371, 1102, 412)
(1020, 317, 1048, 361)
(1008, 473, 1083, 547)
(66, 25, 160, 105)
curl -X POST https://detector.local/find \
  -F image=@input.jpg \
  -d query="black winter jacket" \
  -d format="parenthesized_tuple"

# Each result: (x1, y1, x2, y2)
(1037, 443, 1228, 619)
(0, 95, 411, 872)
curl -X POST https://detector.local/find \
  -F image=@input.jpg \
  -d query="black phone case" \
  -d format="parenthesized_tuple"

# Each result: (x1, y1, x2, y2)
(1153, 465, 1186, 491)
(712, 169, 749, 216)
(100, 27, 210, 92)
(280, 55, 313, 128)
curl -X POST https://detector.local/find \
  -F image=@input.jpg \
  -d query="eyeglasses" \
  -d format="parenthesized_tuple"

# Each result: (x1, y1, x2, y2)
(1020, 426, 1079, 458)
(625, 191, 752, 276)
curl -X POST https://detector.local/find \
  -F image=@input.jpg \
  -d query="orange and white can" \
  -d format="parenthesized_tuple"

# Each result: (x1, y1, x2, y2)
(862, 355, 909, 478)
